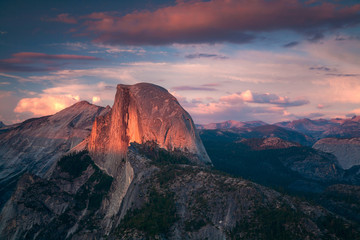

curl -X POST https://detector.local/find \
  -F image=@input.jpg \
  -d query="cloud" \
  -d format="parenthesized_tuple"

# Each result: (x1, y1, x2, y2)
(81, 0, 360, 45)
(14, 94, 80, 117)
(304, 37, 360, 66)
(201, 83, 221, 87)
(3, 52, 99, 63)
(0, 62, 55, 73)
(297, 112, 324, 119)
(0, 52, 100, 72)
(219, 90, 309, 107)
(175, 92, 289, 123)
(46, 13, 77, 24)
(316, 104, 330, 109)
(92, 96, 101, 104)
(324, 78, 360, 103)
(172, 89, 310, 123)
(93, 43, 146, 54)
(172, 86, 217, 91)
(283, 41, 299, 48)
(326, 73, 358, 77)
(0, 73, 26, 81)
(185, 53, 228, 59)
(306, 32, 324, 43)
(13, 82, 116, 118)
(309, 66, 333, 72)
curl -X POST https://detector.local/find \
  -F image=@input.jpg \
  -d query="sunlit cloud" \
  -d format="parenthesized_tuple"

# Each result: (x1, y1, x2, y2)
(92, 96, 101, 104)
(12, 81, 117, 119)
(45, 13, 77, 24)
(14, 94, 80, 116)
(220, 90, 309, 107)
(80, 0, 360, 45)
(173, 90, 310, 123)
(0, 52, 101, 72)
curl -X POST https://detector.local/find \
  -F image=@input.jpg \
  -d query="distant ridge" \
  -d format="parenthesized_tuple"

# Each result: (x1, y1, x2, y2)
(196, 120, 267, 130)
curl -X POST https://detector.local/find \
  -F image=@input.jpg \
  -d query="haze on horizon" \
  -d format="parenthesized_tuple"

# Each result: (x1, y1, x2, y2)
(0, 0, 360, 124)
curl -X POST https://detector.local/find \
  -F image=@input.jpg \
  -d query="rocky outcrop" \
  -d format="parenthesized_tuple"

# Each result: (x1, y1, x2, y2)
(313, 138, 360, 169)
(239, 137, 300, 150)
(88, 83, 210, 177)
(0, 101, 110, 208)
(0, 121, 5, 129)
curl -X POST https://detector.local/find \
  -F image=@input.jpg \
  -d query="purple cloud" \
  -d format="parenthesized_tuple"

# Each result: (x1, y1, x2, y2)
(309, 66, 333, 71)
(283, 41, 299, 48)
(221, 90, 309, 107)
(185, 53, 228, 59)
(0, 52, 100, 72)
(45, 13, 77, 24)
(79, 0, 360, 45)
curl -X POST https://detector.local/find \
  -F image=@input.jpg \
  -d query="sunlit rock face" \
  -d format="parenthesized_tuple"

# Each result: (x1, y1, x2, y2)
(88, 83, 211, 175)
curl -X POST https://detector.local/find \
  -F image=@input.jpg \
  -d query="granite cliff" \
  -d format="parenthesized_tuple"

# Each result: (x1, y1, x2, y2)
(87, 83, 210, 177)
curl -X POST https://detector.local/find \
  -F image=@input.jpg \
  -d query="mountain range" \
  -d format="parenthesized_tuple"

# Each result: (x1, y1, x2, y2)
(0, 83, 359, 239)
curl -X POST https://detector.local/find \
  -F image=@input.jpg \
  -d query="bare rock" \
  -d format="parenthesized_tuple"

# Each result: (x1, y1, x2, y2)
(88, 83, 211, 176)
(313, 137, 360, 169)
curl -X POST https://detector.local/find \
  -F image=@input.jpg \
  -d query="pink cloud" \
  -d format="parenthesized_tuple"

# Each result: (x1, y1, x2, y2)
(220, 90, 309, 107)
(14, 94, 80, 117)
(0, 52, 100, 72)
(8, 52, 99, 62)
(47, 13, 77, 24)
(81, 0, 360, 45)
(174, 91, 308, 123)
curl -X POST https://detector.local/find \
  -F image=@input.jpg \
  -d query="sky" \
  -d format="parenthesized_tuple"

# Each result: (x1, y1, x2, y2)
(0, 0, 360, 124)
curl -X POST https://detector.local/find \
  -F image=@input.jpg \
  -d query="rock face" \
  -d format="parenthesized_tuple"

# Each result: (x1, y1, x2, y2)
(0, 121, 5, 129)
(88, 83, 210, 176)
(313, 138, 360, 169)
(0, 101, 110, 208)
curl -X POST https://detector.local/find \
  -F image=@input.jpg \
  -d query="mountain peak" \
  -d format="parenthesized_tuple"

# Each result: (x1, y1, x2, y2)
(73, 100, 91, 106)
(88, 82, 211, 176)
